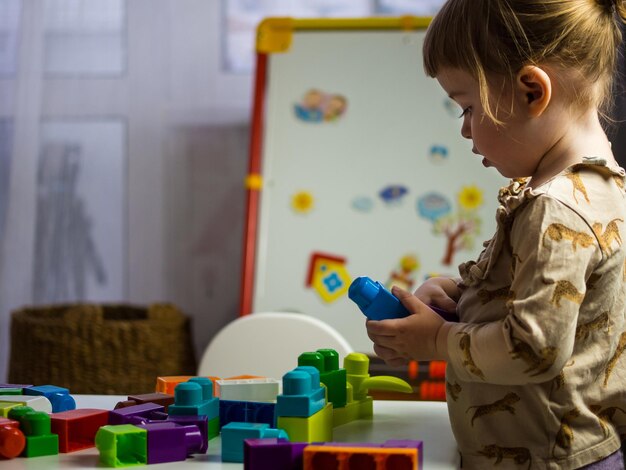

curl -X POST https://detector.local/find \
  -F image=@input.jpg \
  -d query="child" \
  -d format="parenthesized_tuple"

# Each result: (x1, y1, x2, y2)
(366, 0, 626, 468)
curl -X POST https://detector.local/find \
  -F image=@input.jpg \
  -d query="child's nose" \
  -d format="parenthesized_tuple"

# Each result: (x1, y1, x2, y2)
(461, 120, 471, 140)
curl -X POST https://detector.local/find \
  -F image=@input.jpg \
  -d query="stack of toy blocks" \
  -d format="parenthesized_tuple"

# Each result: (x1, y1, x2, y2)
(95, 377, 215, 466)
(218, 377, 280, 428)
(275, 365, 333, 443)
(167, 377, 220, 439)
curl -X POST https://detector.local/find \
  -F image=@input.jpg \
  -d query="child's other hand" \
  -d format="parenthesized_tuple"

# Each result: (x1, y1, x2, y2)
(366, 286, 451, 366)
(414, 277, 459, 312)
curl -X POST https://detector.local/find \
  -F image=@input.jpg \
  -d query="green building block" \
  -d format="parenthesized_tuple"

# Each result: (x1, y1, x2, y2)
(298, 349, 347, 409)
(0, 388, 23, 395)
(20, 410, 59, 457)
(95, 424, 147, 467)
(277, 403, 333, 443)
(208, 415, 219, 440)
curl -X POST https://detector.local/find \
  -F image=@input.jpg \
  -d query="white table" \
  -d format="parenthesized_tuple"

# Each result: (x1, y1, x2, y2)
(2, 395, 459, 469)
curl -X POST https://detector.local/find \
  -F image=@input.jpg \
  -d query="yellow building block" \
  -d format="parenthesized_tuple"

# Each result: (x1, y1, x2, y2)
(277, 403, 333, 443)
(0, 402, 19, 418)
(332, 396, 373, 428)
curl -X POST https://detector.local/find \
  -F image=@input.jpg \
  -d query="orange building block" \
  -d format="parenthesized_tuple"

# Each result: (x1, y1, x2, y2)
(304, 445, 420, 470)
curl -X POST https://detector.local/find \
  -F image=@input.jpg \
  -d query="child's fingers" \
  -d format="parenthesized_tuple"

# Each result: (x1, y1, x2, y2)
(373, 344, 406, 364)
(366, 319, 398, 336)
(391, 285, 430, 313)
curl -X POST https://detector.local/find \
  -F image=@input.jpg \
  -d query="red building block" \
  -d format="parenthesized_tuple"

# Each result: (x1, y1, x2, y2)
(51, 409, 109, 453)
(0, 418, 25, 459)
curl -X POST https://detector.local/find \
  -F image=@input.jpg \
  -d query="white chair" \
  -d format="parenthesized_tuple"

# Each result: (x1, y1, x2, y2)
(197, 312, 354, 380)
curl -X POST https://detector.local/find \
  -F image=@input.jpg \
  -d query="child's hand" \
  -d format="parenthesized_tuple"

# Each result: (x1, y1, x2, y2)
(366, 286, 452, 366)
(414, 277, 459, 312)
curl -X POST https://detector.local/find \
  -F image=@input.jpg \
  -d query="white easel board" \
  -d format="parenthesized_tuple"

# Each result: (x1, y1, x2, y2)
(241, 18, 506, 353)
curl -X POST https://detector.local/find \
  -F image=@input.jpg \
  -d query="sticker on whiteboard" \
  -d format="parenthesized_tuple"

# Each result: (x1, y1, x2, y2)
(417, 186, 485, 266)
(386, 254, 420, 292)
(351, 196, 374, 213)
(379, 185, 408, 205)
(305, 252, 351, 303)
(291, 190, 315, 214)
(429, 145, 449, 164)
(294, 89, 348, 123)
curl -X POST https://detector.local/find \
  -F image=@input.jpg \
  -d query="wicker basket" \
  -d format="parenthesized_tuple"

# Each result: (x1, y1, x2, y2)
(8, 303, 197, 395)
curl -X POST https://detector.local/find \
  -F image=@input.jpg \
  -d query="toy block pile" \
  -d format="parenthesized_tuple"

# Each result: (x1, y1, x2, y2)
(1, 347, 424, 468)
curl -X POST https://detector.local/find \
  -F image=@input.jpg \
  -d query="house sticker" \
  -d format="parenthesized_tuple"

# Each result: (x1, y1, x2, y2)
(306, 252, 351, 303)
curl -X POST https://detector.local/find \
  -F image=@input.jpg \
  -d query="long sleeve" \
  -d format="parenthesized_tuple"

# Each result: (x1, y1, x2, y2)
(445, 195, 603, 385)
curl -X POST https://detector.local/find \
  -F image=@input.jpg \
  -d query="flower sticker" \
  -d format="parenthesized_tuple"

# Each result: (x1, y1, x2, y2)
(292, 191, 314, 214)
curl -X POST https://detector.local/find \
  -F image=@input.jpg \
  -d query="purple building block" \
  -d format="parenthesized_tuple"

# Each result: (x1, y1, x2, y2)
(244, 438, 308, 470)
(137, 421, 204, 464)
(108, 403, 165, 426)
(166, 415, 209, 454)
(0, 384, 32, 389)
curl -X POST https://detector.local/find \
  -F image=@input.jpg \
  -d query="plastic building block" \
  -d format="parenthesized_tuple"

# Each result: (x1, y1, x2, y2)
(17, 410, 59, 457)
(24, 385, 76, 413)
(0, 384, 32, 389)
(0, 418, 25, 459)
(0, 395, 52, 413)
(303, 442, 422, 470)
(299, 349, 347, 409)
(96, 424, 147, 467)
(155, 376, 220, 395)
(166, 414, 209, 452)
(168, 380, 219, 421)
(221, 422, 288, 463)
(332, 396, 373, 428)
(215, 375, 265, 397)
(244, 438, 308, 470)
(303, 440, 423, 470)
(51, 408, 109, 453)
(115, 392, 175, 412)
(0, 388, 22, 395)
(349, 276, 409, 320)
(217, 378, 280, 402)
(220, 400, 276, 427)
(136, 421, 204, 464)
(275, 367, 325, 418)
(109, 402, 166, 426)
(0, 403, 18, 418)
(276, 403, 333, 443)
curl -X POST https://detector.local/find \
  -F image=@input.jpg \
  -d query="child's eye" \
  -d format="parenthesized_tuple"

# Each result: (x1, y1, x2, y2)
(458, 107, 471, 118)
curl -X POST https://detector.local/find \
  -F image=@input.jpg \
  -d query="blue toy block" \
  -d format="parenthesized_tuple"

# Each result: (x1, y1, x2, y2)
(221, 422, 288, 463)
(349, 276, 409, 320)
(23, 385, 76, 413)
(275, 367, 325, 418)
(220, 400, 276, 427)
(168, 381, 219, 421)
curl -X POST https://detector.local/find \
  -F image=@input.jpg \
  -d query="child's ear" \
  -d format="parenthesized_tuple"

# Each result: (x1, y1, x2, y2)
(516, 65, 552, 117)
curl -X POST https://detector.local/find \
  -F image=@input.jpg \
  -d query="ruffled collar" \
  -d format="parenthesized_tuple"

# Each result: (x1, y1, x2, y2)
(458, 157, 625, 288)
(497, 157, 625, 215)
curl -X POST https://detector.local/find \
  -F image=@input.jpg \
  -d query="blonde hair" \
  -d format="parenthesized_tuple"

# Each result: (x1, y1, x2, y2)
(423, 0, 626, 123)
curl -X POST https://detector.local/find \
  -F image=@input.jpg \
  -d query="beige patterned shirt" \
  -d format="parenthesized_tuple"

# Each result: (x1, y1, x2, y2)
(445, 158, 626, 469)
